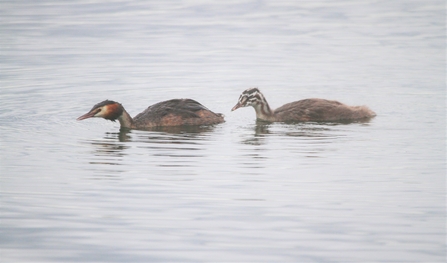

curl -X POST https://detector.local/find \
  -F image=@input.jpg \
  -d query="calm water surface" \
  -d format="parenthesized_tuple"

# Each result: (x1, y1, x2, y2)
(1, 0, 445, 262)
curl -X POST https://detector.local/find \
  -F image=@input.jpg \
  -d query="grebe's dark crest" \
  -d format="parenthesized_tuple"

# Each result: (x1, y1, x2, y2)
(77, 98, 224, 130)
(77, 100, 123, 121)
(232, 87, 376, 122)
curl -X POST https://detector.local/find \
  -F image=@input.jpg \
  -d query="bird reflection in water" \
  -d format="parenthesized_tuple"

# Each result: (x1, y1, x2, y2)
(83, 125, 219, 169)
(129, 125, 219, 170)
(85, 131, 131, 166)
(240, 119, 374, 161)
(77, 131, 129, 179)
(137, 125, 217, 139)
(238, 121, 336, 146)
(240, 121, 272, 146)
(242, 118, 374, 145)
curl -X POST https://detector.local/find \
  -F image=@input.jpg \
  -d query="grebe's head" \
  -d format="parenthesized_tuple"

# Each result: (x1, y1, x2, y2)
(77, 100, 124, 122)
(231, 87, 264, 111)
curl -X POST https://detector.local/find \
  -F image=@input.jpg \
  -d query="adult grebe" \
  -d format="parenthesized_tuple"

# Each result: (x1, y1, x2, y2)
(77, 99, 224, 129)
(232, 88, 376, 122)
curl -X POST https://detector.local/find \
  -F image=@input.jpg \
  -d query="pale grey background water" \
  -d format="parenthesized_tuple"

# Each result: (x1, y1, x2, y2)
(1, 0, 445, 262)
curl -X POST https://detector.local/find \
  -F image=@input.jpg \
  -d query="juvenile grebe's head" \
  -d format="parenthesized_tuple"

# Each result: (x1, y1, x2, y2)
(231, 87, 265, 111)
(77, 100, 124, 122)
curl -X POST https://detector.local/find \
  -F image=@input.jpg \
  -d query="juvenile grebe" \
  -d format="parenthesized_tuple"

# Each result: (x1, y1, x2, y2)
(232, 88, 376, 122)
(77, 99, 224, 129)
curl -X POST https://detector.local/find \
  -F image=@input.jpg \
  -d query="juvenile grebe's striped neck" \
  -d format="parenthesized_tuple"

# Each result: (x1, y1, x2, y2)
(231, 87, 274, 121)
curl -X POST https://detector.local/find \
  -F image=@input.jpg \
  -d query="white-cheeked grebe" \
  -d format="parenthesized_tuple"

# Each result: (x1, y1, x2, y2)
(232, 88, 376, 122)
(77, 99, 224, 129)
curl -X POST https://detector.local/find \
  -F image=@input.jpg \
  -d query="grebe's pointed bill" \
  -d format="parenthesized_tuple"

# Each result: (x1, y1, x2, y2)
(77, 109, 100, 121)
(231, 102, 242, 111)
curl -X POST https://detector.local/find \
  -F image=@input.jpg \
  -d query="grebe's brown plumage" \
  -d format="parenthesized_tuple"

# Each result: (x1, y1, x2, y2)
(232, 88, 376, 122)
(77, 99, 224, 129)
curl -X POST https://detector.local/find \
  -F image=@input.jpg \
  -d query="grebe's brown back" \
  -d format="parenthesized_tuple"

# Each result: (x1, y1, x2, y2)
(232, 88, 376, 122)
(77, 98, 224, 129)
